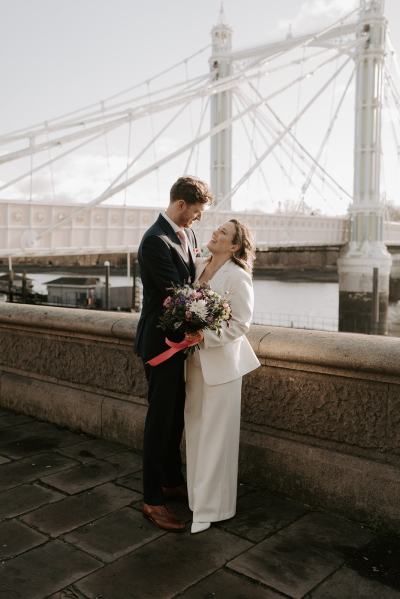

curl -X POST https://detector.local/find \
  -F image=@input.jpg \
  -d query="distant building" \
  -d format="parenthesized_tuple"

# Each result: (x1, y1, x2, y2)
(46, 277, 101, 307)
(46, 276, 136, 310)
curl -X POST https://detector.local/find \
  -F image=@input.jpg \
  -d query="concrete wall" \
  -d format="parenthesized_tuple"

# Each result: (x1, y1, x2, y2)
(0, 303, 399, 532)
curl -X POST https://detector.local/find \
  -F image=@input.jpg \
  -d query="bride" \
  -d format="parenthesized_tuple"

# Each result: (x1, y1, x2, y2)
(184, 219, 260, 534)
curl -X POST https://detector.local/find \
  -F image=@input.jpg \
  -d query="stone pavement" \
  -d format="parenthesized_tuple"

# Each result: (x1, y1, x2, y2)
(0, 407, 400, 599)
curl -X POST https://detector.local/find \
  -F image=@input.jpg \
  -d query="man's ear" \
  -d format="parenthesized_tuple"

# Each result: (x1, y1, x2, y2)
(177, 199, 186, 211)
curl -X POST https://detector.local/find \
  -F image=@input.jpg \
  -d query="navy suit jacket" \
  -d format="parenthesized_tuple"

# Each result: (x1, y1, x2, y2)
(135, 214, 197, 361)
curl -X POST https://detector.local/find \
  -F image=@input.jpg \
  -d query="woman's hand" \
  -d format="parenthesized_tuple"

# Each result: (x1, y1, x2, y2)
(185, 330, 204, 345)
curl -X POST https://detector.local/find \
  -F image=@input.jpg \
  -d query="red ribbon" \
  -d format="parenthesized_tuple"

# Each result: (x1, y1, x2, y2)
(146, 337, 196, 366)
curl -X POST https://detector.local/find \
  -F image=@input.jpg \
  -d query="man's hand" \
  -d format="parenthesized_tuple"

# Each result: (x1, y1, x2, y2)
(185, 330, 204, 346)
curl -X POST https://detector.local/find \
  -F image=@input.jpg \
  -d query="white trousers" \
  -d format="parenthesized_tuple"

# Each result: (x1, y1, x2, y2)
(184, 351, 242, 523)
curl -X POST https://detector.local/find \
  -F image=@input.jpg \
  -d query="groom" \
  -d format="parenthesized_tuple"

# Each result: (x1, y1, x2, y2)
(135, 176, 213, 531)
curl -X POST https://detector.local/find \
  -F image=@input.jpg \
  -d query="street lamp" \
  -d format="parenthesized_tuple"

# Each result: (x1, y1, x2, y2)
(104, 261, 111, 311)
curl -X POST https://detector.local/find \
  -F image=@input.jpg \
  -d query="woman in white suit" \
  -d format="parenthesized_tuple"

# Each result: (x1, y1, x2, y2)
(184, 219, 260, 534)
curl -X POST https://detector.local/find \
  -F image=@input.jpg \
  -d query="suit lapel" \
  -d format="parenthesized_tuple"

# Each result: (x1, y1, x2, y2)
(184, 228, 196, 282)
(157, 214, 192, 278)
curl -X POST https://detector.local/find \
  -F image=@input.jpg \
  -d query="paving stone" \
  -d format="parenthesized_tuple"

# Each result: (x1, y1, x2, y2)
(227, 512, 373, 599)
(102, 450, 142, 471)
(0, 519, 47, 560)
(282, 511, 373, 557)
(64, 506, 164, 562)
(0, 483, 64, 520)
(0, 413, 34, 430)
(56, 438, 127, 462)
(0, 421, 89, 459)
(47, 590, 89, 599)
(0, 452, 78, 492)
(116, 469, 143, 493)
(76, 527, 252, 599)
(308, 566, 400, 598)
(0, 539, 101, 599)
(21, 482, 141, 537)
(179, 568, 282, 598)
(345, 533, 400, 592)
(237, 481, 257, 498)
(40, 453, 142, 494)
(217, 488, 309, 542)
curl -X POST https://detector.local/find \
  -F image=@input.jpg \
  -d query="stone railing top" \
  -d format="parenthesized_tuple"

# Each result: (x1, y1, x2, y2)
(248, 324, 400, 377)
(0, 303, 137, 341)
(1, 303, 400, 377)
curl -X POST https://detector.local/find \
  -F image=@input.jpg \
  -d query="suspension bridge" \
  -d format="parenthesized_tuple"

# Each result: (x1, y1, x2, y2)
(1, 0, 400, 333)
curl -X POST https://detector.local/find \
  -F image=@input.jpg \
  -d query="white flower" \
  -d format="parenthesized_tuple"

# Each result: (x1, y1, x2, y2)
(189, 299, 208, 320)
(181, 285, 194, 298)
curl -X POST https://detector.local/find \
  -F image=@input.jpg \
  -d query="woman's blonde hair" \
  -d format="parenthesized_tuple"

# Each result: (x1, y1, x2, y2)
(229, 219, 256, 274)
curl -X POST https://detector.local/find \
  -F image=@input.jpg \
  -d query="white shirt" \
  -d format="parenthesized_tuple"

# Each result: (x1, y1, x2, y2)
(162, 211, 188, 258)
(162, 211, 182, 235)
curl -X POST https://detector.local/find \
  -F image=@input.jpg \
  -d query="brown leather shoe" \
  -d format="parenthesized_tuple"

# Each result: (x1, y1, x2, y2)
(142, 503, 186, 532)
(162, 483, 188, 502)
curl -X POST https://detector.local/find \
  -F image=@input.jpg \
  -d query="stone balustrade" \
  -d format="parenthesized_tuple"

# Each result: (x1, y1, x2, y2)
(0, 303, 399, 531)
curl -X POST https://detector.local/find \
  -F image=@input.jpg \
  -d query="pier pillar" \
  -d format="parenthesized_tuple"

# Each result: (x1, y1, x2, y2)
(210, 4, 233, 207)
(338, 0, 391, 334)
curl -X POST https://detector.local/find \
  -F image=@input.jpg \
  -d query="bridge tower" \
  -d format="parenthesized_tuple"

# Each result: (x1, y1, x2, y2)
(338, 0, 392, 334)
(210, 4, 233, 207)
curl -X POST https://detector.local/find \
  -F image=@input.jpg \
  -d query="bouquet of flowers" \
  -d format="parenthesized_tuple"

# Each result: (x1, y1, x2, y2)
(147, 283, 232, 366)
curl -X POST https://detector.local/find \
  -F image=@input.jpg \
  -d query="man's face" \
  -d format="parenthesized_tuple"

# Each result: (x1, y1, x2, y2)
(177, 201, 206, 228)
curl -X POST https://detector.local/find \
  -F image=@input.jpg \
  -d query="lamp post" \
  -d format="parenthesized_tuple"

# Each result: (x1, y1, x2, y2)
(104, 260, 111, 311)
(8, 256, 13, 303)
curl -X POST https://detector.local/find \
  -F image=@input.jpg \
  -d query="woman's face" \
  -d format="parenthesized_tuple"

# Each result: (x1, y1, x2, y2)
(207, 221, 238, 255)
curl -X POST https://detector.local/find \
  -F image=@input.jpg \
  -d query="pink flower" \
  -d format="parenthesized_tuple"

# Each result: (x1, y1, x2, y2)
(163, 296, 172, 307)
(185, 311, 192, 320)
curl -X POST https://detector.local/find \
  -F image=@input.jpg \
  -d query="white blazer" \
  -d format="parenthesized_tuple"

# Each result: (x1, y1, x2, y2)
(195, 258, 260, 385)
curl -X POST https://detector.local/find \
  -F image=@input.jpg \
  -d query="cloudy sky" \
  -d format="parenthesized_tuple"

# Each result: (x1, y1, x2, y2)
(1, 0, 400, 215)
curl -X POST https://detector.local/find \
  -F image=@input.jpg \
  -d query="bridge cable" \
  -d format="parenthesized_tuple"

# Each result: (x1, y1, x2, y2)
(45, 121, 57, 204)
(232, 92, 274, 208)
(251, 99, 349, 206)
(0, 9, 358, 146)
(101, 101, 112, 185)
(235, 89, 332, 209)
(0, 44, 353, 165)
(0, 125, 125, 195)
(0, 71, 211, 147)
(243, 73, 353, 202)
(146, 81, 161, 203)
(124, 119, 133, 207)
(322, 53, 339, 197)
(290, 47, 305, 182)
(31, 100, 193, 240)
(0, 44, 211, 141)
(299, 65, 355, 206)
(212, 56, 353, 213)
(183, 96, 209, 175)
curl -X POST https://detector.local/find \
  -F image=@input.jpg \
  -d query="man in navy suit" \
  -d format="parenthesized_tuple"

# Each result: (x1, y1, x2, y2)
(135, 176, 213, 531)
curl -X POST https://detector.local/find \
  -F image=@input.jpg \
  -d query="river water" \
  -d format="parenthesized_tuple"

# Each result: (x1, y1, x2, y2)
(1, 271, 400, 336)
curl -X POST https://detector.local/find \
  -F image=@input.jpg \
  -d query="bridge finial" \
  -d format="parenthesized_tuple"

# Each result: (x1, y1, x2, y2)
(218, 2, 227, 25)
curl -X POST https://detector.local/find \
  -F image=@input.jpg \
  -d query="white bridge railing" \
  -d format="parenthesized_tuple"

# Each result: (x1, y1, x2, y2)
(0, 200, 398, 257)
